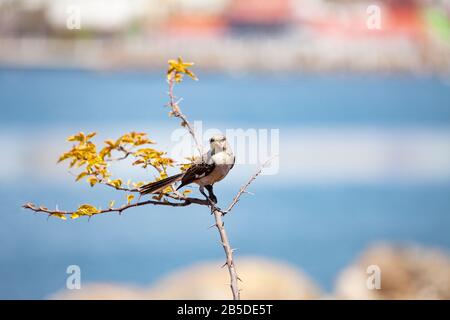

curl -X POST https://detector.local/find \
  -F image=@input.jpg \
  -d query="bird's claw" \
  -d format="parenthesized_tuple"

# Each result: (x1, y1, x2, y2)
(209, 203, 223, 214)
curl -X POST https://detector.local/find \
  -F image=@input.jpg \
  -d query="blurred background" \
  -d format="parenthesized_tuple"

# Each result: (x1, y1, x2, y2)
(1, 0, 450, 299)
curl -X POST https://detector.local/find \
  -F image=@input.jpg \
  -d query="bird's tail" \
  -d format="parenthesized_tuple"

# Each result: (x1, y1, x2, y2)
(139, 173, 183, 195)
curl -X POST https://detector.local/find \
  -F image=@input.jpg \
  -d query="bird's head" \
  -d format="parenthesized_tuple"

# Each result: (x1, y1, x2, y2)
(209, 134, 228, 153)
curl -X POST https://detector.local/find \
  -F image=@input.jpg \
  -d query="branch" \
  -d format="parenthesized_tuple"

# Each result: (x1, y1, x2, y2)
(100, 181, 140, 193)
(167, 76, 203, 155)
(100, 181, 200, 205)
(22, 196, 210, 218)
(212, 208, 241, 300)
(105, 146, 133, 162)
(166, 73, 243, 299)
(223, 156, 277, 214)
(167, 75, 276, 299)
(204, 158, 276, 299)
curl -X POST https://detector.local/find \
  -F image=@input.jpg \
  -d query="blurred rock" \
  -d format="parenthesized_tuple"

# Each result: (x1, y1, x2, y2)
(52, 256, 320, 300)
(335, 244, 450, 300)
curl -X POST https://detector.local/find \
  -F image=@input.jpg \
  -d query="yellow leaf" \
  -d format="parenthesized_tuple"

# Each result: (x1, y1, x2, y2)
(71, 213, 80, 219)
(159, 172, 168, 180)
(104, 139, 116, 147)
(75, 172, 88, 182)
(76, 204, 99, 216)
(52, 213, 67, 220)
(57, 153, 70, 163)
(86, 132, 97, 140)
(180, 163, 192, 172)
(67, 132, 85, 142)
(182, 189, 192, 196)
(109, 200, 115, 208)
(127, 194, 134, 205)
(132, 181, 145, 188)
(167, 56, 198, 82)
(132, 159, 145, 166)
(69, 159, 77, 168)
(87, 176, 98, 187)
(109, 179, 122, 189)
(174, 73, 183, 83)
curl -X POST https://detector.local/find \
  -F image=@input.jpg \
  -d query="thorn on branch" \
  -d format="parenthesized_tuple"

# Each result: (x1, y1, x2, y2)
(22, 202, 34, 210)
(224, 155, 278, 214)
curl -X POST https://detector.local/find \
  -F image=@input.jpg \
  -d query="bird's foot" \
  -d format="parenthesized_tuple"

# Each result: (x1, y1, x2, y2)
(205, 197, 221, 213)
(210, 204, 223, 214)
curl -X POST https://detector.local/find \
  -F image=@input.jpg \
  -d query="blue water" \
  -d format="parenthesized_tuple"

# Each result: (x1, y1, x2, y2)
(1, 68, 450, 299)
(1, 67, 450, 127)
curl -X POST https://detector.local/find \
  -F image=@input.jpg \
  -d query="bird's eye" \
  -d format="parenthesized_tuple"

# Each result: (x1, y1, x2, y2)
(209, 138, 214, 143)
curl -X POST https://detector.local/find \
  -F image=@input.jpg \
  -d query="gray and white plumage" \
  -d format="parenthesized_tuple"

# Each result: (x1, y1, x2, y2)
(139, 134, 235, 199)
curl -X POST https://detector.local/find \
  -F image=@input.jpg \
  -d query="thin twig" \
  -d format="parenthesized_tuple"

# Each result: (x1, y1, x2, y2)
(167, 76, 203, 156)
(100, 181, 140, 193)
(223, 156, 277, 214)
(22, 196, 210, 217)
(105, 146, 133, 162)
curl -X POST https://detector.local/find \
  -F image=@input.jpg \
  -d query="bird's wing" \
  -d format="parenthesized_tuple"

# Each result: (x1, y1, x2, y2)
(177, 162, 215, 189)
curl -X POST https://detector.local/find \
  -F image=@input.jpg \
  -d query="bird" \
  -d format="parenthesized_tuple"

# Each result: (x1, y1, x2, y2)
(139, 134, 235, 204)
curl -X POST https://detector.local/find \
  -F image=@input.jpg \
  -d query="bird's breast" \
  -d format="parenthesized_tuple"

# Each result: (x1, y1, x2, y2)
(195, 152, 234, 186)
